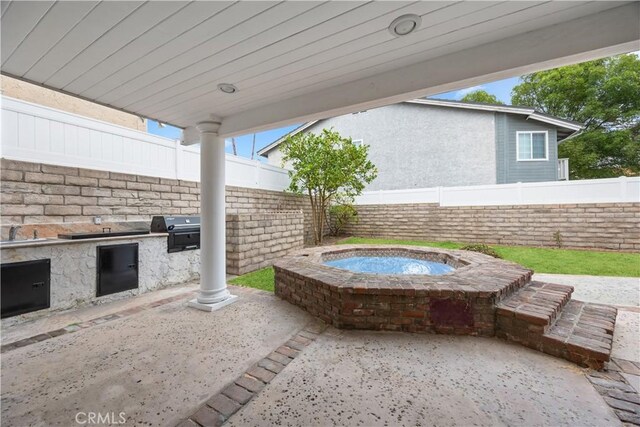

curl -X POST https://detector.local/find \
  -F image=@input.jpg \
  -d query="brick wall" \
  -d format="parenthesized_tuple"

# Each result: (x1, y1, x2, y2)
(227, 212, 304, 275)
(0, 159, 315, 244)
(344, 203, 640, 251)
(4, 159, 637, 251)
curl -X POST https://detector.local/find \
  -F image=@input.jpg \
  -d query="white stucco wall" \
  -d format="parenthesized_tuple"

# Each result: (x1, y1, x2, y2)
(266, 148, 287, 169)
(266, 103, 497, 190)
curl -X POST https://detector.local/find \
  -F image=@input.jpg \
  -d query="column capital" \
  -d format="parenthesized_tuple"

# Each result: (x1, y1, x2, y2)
(196, 121, 222, 134)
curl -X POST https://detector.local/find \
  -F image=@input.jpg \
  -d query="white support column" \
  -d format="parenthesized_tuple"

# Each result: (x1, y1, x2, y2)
(188, 121, 237, 312)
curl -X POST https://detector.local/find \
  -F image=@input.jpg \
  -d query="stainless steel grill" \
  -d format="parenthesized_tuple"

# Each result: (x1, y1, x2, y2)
(151, 216, 200, 253)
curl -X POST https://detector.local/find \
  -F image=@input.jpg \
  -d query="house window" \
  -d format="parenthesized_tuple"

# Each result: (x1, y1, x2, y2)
(352, 138, 363, 147)
(517, 131, 548, 161)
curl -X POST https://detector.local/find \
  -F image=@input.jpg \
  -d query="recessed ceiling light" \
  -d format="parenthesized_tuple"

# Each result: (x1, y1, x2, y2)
(388, 14, 422, 37)
(217, 83, 238, 94)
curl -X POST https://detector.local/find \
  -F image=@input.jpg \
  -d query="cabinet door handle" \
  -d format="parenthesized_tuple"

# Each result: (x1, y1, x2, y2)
(128, 264, 136, 269)
(32, 281, 45, 288)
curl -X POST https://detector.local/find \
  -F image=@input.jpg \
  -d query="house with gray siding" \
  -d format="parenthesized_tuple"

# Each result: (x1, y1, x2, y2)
(258, 99, 582, 191)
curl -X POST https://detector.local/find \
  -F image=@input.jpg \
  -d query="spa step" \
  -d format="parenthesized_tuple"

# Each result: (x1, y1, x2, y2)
(540, 300, 617, 369)
(496, 281, 617, 370)
(496, 281, 574, 335)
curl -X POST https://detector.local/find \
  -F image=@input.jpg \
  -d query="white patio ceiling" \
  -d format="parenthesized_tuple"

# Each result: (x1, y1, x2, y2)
(1, 1, 638, 138)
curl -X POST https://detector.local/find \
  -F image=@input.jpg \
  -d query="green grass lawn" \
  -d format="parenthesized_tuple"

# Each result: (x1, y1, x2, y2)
(229, 267, 275, 292)
(341, 237, 640, 277)
(229, 237, 640, 292)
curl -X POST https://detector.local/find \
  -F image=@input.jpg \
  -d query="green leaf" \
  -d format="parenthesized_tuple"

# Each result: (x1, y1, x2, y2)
(511, 53, 640, 179)
(280, 128, 377, 244)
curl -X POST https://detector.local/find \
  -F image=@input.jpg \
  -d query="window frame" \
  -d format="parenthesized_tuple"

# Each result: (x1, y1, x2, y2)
(516, 130, 549, 162)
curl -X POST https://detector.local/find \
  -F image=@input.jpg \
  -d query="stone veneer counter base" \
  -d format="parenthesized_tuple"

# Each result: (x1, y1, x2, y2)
(274, 245, 532, 336)
(0, 234, 200, 325)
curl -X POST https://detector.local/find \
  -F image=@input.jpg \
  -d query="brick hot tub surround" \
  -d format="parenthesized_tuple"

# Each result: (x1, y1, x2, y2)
(274, 245, 532, 336)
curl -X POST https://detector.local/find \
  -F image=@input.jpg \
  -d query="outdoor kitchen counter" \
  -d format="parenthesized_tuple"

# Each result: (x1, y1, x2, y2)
(1, 233, 199, 326)
(0, 232, 169, 249)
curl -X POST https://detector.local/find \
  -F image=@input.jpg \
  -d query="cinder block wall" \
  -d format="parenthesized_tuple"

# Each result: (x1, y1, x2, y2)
(3, 159, 638, 251)
(343, 203, 640, 251)
(0, 159, 315, 244)
(227, 212, 304, 275)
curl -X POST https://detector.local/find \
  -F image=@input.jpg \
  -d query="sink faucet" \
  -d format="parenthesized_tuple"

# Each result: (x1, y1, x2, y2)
(9, 225, 22, 241)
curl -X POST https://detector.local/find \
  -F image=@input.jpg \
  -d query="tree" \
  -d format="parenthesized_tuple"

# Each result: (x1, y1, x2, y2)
(511, 54, 640, 179)
(460, 90, 503, 105)
(280, 128, 377, 245)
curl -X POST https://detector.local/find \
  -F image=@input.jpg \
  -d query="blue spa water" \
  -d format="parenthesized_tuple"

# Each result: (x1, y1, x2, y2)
(324, 256, 455, 275)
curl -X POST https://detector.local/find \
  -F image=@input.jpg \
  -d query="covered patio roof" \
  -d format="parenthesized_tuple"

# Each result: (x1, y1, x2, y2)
(1, 1, 638, 138)
(1, 1, 639, 311)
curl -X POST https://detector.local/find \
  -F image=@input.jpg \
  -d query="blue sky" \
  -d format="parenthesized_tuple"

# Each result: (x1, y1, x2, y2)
(147, 76, 521, 160)
(431, 76, 520, 104)
(147, 120, 300, 160)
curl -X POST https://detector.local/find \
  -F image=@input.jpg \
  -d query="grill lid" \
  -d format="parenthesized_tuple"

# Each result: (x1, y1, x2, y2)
(151, 216, 200, 232)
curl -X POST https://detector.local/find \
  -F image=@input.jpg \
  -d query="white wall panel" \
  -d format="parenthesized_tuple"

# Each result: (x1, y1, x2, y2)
(356, 178, 640, 207)
(2, 96, 636, 205)
(1, 96, 290, 191)
(17, 113, 35, 150)
(1, 109, 18, 148)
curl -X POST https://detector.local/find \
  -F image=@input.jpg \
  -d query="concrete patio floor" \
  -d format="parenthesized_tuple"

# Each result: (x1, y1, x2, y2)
(533, 274, 639, 308)
(1, 286, 313, 426)
(228, 330, 617, 427)
(3, 279, 637, 427)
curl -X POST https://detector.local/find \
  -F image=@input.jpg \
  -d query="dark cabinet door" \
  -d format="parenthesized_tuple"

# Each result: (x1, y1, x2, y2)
(169, 231, 200, 252)
(97, 244, 138, 297)
(1, 259, 51, 318)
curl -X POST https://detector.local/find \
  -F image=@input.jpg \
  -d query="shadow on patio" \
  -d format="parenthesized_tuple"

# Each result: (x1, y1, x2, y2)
(2, 283, 631, 426)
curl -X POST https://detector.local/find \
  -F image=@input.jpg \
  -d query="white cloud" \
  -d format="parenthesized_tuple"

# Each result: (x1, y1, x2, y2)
(455, 85, 485, 97)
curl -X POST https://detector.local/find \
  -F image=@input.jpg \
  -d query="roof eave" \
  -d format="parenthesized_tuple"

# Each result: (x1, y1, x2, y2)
(257, 120, 319, 156)
(527, 112, 584, 132)
(410, 98, 585, 131)
(258, 99, 585, 155)
(407, 98, 535, 115)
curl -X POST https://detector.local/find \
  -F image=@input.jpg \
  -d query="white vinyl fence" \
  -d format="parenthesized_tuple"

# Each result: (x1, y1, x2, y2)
(0, 96, 290, 191)
(356, 177, 640, 206)
(2, 96, 637, 207)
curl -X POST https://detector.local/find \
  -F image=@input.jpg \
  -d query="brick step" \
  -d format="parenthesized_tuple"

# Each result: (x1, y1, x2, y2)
(496, 280, 618, 370)
(496, 281, 574, 336)
(541, 300, 617, 369)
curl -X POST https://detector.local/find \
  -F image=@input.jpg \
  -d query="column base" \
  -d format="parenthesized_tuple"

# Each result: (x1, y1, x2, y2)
(187, 294, 238, 312)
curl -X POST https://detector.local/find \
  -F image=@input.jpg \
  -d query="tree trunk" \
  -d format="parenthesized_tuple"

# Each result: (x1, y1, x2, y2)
(308, 191, 320, 245)
(316, 198, 324, 244)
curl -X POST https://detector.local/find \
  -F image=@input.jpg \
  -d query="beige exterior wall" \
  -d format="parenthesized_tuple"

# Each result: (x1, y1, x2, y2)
(0, 159, 316, 244)
(0, 75, 146, 131)
(343, 203, 640, 251)
(227, 212, 304, 275)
